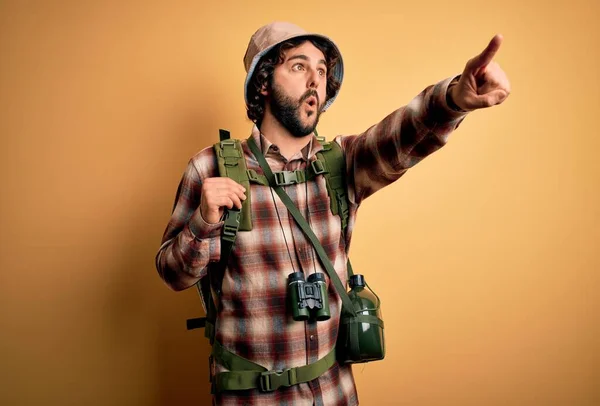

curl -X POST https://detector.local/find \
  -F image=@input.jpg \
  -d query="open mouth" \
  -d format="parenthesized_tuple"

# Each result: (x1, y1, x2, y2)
(305, 96, 317, 109)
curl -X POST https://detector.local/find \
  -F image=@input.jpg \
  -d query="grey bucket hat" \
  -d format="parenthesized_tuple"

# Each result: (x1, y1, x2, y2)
(243, 21, 344, 112)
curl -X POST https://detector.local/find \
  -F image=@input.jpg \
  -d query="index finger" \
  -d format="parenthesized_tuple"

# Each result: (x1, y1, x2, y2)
(472, 34, 503, 70)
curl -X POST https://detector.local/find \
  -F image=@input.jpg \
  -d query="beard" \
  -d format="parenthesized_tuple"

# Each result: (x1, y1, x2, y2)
(268, 82, 323, 138)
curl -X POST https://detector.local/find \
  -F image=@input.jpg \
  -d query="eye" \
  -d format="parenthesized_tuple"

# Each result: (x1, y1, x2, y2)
(318, 68, 327, 77)
(292, 63, 305, 71)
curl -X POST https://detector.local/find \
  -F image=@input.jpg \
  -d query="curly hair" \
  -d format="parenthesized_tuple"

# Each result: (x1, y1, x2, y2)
(246, 36, 341, 125)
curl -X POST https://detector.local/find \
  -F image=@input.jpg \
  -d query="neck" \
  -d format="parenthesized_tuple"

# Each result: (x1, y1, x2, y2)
(259, 109, 312, 160)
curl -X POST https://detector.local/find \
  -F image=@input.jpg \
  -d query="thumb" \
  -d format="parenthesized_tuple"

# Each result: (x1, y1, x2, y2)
(475, 88, 509, 108)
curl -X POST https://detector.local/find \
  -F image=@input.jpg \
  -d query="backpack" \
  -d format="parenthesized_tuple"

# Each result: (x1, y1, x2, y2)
(186, 129, 383, 394)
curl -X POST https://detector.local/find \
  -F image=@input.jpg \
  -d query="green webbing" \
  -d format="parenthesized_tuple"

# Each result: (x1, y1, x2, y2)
(247, 136, 357, 318)
(245, 159, 327, 187)
(212, 340, 266, 372)
(316, 141, 349, 229)
(245, 169, 269, 186)
(213, 343, 336, 392)
(204, 320, 215, 343)
(349, 319, 360, 357)
(219, 129, 230, 141)
(341, 314, 384, 329)
(194, 131, 249, 346)
(214, 137, 252, 231)
(316, 140, 353, 279)
(314, 128, 325, 143)
(195, 275, 217, 343)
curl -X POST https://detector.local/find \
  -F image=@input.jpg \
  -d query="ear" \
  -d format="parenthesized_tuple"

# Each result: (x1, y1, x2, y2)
(260, 83, 268, 97)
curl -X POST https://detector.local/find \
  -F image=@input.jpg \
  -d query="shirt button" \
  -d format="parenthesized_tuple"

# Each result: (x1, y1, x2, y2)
(272, 145, 279, 152)
(309, 335, 315, 341)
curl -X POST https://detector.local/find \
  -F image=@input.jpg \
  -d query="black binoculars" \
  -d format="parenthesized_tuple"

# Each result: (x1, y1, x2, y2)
(287, 272, 330, 321)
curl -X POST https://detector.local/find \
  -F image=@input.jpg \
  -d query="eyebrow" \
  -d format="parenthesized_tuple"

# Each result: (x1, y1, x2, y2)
(287, 54, 327, 66)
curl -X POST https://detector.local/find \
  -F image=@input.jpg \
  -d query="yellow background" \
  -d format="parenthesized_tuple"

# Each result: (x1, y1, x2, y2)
(1, 0, 598, 405)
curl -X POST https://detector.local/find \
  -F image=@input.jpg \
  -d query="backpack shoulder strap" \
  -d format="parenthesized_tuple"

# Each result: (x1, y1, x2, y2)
(316, 139, 350, 230)
(315, 136, 354, 282)
(213, 130, 252, 232)
(187, 129, 252, 343)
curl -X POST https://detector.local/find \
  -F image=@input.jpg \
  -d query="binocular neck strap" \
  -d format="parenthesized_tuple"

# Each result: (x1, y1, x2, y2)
(247, 136, 356, 317)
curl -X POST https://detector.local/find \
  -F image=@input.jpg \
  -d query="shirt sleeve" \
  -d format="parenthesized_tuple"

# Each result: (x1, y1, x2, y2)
(338, 75, 468, 205)
(155, 158, 223, 291)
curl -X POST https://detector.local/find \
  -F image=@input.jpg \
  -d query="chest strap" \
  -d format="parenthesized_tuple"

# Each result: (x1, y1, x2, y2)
(212, 340, 336, 393)
(246, 158, 327, 187)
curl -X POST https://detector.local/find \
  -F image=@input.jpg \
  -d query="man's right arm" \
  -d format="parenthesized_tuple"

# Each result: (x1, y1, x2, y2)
(155, 158, 223, 291)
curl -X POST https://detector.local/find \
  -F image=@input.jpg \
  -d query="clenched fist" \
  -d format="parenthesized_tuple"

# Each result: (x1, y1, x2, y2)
(199, 178, 247, 224)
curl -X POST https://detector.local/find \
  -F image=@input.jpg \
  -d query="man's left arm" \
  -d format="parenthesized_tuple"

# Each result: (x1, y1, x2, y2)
(339, 34, 511, 205)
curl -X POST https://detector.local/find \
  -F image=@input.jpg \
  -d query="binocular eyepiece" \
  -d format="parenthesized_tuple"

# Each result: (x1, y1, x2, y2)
(287, 272, 330, 321)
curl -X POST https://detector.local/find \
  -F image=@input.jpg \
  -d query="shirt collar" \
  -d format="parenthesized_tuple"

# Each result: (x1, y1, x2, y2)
(250, 125, 325, 162)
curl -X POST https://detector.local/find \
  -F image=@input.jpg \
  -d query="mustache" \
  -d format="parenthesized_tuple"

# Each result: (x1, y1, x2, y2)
(300, 90, 320, 107)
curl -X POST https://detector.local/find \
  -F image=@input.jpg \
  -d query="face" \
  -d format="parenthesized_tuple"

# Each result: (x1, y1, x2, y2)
(263, 41, 328, 138)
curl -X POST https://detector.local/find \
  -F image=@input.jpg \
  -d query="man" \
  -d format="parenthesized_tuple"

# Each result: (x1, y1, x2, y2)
(156, 21, 510, 405)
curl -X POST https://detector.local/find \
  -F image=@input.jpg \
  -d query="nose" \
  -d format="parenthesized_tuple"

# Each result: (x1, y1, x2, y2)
(307, 67, 321, 89)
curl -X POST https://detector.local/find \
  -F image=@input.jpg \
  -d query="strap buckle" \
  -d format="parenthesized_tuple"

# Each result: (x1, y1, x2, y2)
(246, 169, 260, 183)
(274, 170, 305, 186)
(219, 140, 241, 166)
(311, 159, 326, 175)
(259, 368, 297, 392)
(219, 139, 236, 148)
(222, 208, 241, 243)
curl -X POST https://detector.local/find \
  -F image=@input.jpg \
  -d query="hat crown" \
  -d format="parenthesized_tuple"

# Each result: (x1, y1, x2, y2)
(244, 21, 309, 73)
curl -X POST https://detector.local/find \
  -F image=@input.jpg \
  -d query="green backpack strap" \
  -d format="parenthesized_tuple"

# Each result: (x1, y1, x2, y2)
(316, 140, 350, 230)
(187, 129, 250, 344)
(314, 134, 353, 282)
(214, 130, 252, 232)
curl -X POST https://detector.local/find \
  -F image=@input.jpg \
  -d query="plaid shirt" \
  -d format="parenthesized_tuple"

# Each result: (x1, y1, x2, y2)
(156, 75, 467, 405)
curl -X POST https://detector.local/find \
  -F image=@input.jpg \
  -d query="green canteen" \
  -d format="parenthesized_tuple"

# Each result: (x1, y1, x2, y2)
(337, 274, 385, 364)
